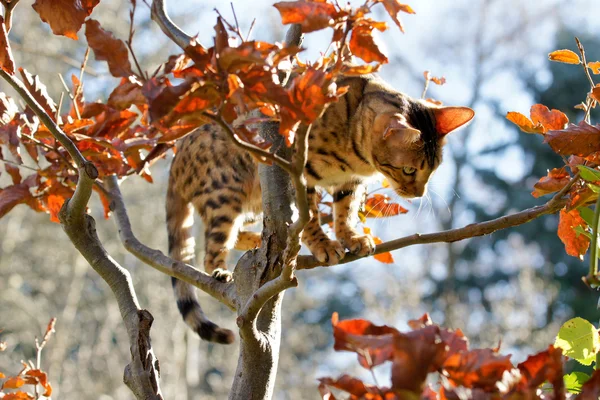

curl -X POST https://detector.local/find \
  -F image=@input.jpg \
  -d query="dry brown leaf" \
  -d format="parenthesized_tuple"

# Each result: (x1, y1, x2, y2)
(32, 0, 99, 40)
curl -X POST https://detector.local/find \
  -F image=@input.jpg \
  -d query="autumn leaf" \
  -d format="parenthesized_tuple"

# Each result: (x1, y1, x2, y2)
(376, 0, 415, 33)
(506, 104, 568, 135)
(532, 168, 570, 198)
(2, 392, 34, 400)
(512, 345, 564, 395)
(341, 63, 381, 76)
(32, 0, 99, 40)
(19, 68, 58, 122)
(506, 111, 545, 134)
(46, 194, 65, 223)
(363, 227, 393, 263)
(24, 369, 52, 397)
(591, 85, 600, 103)
(0, 93, 18, 124)
(576, 368, 600, 400)
(107, 78, 146, 110)
(273, 1, 339, 33)
(0, 184, 34, 218)
(545, 121, 600, 157)
(363, 194, 408, 218)
(442, 348, 513, 391)
(85, 19, 133, 78)
(558, 208, 590, 258)
(589, 62, 600, 75)
(548, 49, 581, 64)
(0, 16, 15, 75)
(530, 104, 569, 131)
(319, 375, 389, 398)
(349, 20, 389, 64)
(2, 376, 25, 389)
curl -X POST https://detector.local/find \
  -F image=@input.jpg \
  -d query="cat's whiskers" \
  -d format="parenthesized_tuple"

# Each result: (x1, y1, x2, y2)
(428, 187, 451, 216)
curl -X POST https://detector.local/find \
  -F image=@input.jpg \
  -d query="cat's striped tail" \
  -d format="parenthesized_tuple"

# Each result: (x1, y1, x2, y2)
(166, 179, 235, 345)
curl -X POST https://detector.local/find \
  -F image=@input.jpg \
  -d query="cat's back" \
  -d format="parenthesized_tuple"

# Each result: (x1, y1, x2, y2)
(169, 124, 258, 204)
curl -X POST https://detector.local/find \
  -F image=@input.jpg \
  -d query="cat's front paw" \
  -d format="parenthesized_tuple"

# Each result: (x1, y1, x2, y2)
(308, 239, 346, 265)
(338, 233, 376, 257)
(212, 268, 233, 282)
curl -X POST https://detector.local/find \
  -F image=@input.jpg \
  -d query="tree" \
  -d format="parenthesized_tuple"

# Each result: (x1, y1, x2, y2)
(1, 0, 599, 399)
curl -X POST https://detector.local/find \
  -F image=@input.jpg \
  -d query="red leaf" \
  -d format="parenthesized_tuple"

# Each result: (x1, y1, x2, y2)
(0, 16, 15, 74)
(513, 345, 564, 395)
(442, 348, 513, 391)
(107, 78, 146, 110)
(0, 184, 33, 218)
(318, 375, 385, 398)
(544, 121, 600, 157)
(532, 168, 570, 198)
(273, 1, 339, 33)
(376, 0, 415, 33)
(32, 0, 99, 40)
(85, 19, 133, 78)
(19, 68, 58, 122)
(557, 208, 590, 258)
(4, 163, 21, 184)
(349, 20, 389, 64)
(24, 369, 52, 397)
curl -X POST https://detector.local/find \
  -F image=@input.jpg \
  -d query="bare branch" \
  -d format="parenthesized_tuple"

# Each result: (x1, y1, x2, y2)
(0, 68, 163, 400)
(105, 176, 237, 310)
(297, 197, 568, 270)
(150, 0, 193, 50)
(1, 0, 21, 33)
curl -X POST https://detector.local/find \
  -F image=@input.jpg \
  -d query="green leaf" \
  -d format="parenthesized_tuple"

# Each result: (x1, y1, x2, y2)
(555, 317, 600, 366)
(574, 225, 593, 240)
(579, 207, 596, 227)
(588, 184, 600, 194)
(564, 371, 590, 393)
(578, 165, 600, 182)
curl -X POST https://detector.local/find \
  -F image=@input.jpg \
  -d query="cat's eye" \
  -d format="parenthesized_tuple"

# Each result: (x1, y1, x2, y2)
(402, 166, 416, 175)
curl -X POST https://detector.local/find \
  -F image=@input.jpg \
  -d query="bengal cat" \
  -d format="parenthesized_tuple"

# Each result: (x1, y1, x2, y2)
(166, 74, 474, 343)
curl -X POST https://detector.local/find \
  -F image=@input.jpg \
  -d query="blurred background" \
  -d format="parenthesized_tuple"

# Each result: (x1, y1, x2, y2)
(1, 0, 600, 398)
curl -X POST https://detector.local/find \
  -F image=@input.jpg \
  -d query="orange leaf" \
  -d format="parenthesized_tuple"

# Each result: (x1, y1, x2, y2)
(363, 227, 393, 263)
(2, 376, 25, 389)
(24, 369, 52, 397)
(273, 1, 338, 33)
(85, 19, 133, 78)
(588, 61, 600, 74)
(0, 16, 15, 74)
(506, 111, 545, 134)
(349, 20, 389, 64)
(364, 194, 408, 217)
(531, 168, 570, 198)
(591, 85, 600, 103)
(557, 208, 590, 258)
(19, 68, 58, 122)
(32, 0, 99, 40)
(442, 348, 513, 391)
(319, 375, 384, 398)
(2, 392, 34, 400)
(0, 371, 4, 378)
(376, 0, 415, 33)
(512, 345, 564, 395)
(530, 104, 568, 131)
(548, 49, 581, 64)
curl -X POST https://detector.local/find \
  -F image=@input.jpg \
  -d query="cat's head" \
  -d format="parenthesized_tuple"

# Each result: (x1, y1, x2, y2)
(371, 101, 474, 198)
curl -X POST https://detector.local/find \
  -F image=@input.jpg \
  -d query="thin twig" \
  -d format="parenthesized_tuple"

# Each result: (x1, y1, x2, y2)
(203, 111, 293, 174)
(2, 0, 21, 33)
(575, 37, 596, 124)
(58, 73, 81, 120)
(127, 1, 146, 81)
(0, 158, 37, 171)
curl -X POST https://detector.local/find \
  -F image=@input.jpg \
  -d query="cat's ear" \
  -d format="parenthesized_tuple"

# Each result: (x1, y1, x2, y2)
(432, 106, 475, 136)
(374, 112, 421, 143)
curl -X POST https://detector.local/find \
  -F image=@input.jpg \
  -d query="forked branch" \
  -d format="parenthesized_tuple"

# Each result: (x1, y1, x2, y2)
(105, 176, 237, 310)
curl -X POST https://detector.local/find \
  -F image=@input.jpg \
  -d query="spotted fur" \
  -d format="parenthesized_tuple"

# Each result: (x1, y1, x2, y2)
(166, 73, 474, 343)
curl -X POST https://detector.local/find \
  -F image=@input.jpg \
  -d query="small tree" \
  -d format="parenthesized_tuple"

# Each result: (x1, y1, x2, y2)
(1, 0, 599, 399)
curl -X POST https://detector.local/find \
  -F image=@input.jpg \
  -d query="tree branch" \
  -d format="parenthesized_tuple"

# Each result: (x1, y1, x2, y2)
(1, 0, 20, 33)
(203, 112, 293, 174)
(0, 69, 163, 400)
(105, 176, 237, 310)
(297, 196, 568, 270)
(150, 0, 193, 50)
